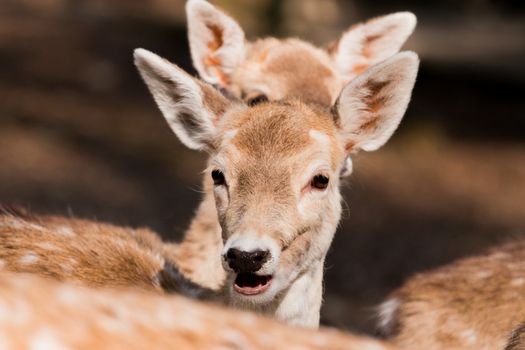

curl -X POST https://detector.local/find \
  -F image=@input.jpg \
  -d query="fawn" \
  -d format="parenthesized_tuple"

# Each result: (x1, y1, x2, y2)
(176, 0, 417, 289)
(0, 271, 400, 350)
(134, 48, 418, 326)
(185, 0, 416, 106)
(0, 49, 419, 327)
(377, 239, 525, 350)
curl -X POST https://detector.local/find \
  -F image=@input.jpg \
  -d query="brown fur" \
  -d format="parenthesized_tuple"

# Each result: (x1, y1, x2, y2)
(382, 240, 525, 350)
(206, 23, 223, 51)
(0, 212, 166, 291)
(169, 193, 225, 290)
(224, 101, 342, 171)
(199, 81, 231, 120)
(0, 272, 400, 350)
(506, 321, 525, 350)
(232, 39, 340, 106)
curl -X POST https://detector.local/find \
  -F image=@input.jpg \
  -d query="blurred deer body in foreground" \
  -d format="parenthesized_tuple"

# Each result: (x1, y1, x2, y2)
(0, 272, 399, 350)
(176, 0, 417, 290)
(0, 50, 418, 327)
(133, 48, 419, 327)
(377, 240, 525, 350)
(0, 207, 211, 298)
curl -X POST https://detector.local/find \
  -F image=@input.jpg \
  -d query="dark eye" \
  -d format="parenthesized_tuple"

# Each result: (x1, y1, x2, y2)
(247, 94, 268, 106)
(211, 170, 225, 186)
(311, 174, 329, 190)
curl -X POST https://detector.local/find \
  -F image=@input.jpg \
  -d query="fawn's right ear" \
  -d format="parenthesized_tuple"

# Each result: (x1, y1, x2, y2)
(134, 48, 231, 151)
(186, 0, 245, 87)
(334, 51, 419, 155)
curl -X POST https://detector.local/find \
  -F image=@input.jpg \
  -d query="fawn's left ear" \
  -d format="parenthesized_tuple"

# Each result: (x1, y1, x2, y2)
(186, 0, 245, 87)
(134, 48, 231, 151)
(328, 12, 416, 84)
(335, 51, 419, 155)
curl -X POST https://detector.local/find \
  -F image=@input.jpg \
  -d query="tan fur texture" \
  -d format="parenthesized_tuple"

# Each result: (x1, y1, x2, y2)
(380, 240, 525, 350)
(169, 192, 225, 290)
(0, 210, 165, 291)
(0, 206, 222, 300)
(0, 271, 401, 350)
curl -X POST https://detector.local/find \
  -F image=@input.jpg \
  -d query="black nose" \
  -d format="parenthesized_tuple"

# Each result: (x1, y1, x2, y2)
(225, 248, 270, 273)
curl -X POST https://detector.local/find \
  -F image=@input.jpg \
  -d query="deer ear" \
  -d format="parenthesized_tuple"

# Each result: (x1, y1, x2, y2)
(328, 12, 416, 84)
(335, 51, 419, 153)
(134, 48, 231, 151)
(186, 0, 245, 87)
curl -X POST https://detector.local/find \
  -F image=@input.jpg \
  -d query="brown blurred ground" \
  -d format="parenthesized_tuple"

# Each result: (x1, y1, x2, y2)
(1, 0, 524, 334)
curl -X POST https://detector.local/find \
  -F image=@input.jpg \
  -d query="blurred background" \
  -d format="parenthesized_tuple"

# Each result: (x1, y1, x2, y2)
(1, 0, 524, 334)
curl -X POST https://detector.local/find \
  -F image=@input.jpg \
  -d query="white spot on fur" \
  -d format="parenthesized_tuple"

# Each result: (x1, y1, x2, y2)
(19, 252, 39, 265)
(10, 299, 31, 325)
(155, 304, 176, 327)
(340, 156, 353, 177)
(511, 278, 525, 287)
(221, 329, 250, 348)
(460, 329, 477, 344)
(36, 242, 59, 251)
(476, 270, 492, 279)
(56, 226, 74, 237)
(309, 129, 330, 147)
(256, 333, 272, 346)
(97, 313, 133, 335)
(27, 223, 46, 231)
(56, 286, 79, 306)
(311, 333, 329, 346)
(239, 313, 257, 327)
(1, 218, 24, 229)
(29, 328, 69, 350)
(0, 333, 11, 350)
(492, 252, 509, 259)
(221, 129, 238, 147)
(376, 298, 401, 334)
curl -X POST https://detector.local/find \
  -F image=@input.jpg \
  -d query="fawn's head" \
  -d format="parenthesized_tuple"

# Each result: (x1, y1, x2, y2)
(135, 49, 418, 305)
(186, 0, 416, 106)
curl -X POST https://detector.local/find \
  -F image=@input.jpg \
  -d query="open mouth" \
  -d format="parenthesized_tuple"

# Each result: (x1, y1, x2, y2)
(233, 273, 272, 295)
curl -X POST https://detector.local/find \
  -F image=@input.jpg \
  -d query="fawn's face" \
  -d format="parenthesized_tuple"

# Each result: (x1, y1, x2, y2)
(186, 0, 416, 106)
(135, 48, 419, 305)
(210, 103, 343, 303)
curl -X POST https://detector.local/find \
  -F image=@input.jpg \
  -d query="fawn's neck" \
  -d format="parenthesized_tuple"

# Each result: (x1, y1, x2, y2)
(226, 260, 324, 328)
(173, 191, 225, 290)
(272, 260, 324, 328)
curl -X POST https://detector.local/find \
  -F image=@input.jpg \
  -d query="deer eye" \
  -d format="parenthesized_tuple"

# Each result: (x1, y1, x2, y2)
(311, 174, 329, 190)
(211, 170, 225, 186)
(247, 94, 268, 106)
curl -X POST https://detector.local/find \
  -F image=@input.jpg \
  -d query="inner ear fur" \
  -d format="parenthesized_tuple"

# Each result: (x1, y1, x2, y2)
(328, 12, 416, 84)
(186, 0, 246, 87)
(335, 51, 419, 153)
